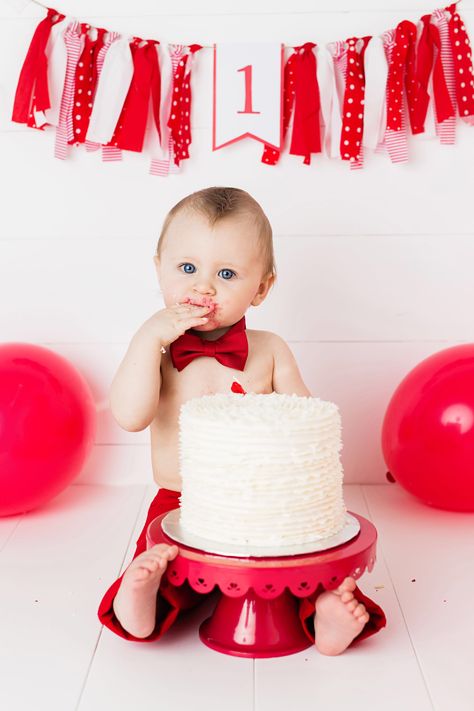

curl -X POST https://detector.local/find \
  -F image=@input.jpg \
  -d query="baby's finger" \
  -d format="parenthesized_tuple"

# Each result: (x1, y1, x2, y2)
(181, 316, 209, 328)
(143, 552, 172, 569)
(139, 558, 161, 573)
(134, 567, 151, 581)
(148, 543, 177, 556)
(163, 545, 179, 559)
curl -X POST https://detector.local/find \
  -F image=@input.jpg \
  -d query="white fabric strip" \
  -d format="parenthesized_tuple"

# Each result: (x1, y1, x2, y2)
(43, 16, 69, 127)
(432, 8, 456, 145)
(316, 45, 335, 157)
(85, 30, 120, 152)
(362, 35, 388, 151)
(86, 35, 134, 145)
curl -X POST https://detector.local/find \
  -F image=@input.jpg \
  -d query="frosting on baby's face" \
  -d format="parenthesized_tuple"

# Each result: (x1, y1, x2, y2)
(179, 296, 219, 325)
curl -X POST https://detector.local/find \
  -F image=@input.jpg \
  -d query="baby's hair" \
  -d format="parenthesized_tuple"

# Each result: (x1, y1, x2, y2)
(156, 187, 276, 280)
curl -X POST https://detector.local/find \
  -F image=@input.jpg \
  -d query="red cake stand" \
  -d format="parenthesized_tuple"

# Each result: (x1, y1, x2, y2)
(146, 512, 377, 658)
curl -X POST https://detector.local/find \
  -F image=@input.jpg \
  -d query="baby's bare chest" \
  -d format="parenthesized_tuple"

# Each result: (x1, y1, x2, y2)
(149, 334, 274, 486)
(155, 338, 273, 425)
(165, 350, 271, 412)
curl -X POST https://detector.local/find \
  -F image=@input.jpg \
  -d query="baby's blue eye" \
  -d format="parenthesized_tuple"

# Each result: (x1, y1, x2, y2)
(219, 269, 236, 280)
(180, 263, 196, 274)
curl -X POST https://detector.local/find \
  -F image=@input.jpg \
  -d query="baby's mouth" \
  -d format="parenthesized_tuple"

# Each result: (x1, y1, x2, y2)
(181, 296, 217, 313)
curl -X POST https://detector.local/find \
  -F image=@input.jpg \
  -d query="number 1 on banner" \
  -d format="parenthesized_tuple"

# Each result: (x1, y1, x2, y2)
(237, 65, 261, 115)
(213, 42, 282, 151)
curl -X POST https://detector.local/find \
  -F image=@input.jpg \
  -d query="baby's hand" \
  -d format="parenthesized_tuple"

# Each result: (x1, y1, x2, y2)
(146, 303, 212, 348)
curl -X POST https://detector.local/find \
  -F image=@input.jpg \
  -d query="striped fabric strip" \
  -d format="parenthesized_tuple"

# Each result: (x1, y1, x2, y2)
(327, 41, 346, 159)
(381, 30, 409, 163)
(149, 45, 184, 176)
(102, 145, 122, 161)
(149, 158, 170, 176)
(54, 22, 83, 160)
(432, 9, 456, 145)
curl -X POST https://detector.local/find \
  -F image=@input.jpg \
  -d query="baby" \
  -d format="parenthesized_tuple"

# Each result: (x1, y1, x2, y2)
(98, 187, 386, 655)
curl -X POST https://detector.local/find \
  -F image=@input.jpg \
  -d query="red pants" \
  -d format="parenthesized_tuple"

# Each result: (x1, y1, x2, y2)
(98, 488, 387, 644)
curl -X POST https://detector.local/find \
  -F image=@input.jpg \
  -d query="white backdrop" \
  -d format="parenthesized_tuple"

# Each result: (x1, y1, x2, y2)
(1, 0, 473, 485)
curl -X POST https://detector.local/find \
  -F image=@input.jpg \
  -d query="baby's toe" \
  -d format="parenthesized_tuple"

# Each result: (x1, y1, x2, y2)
(340, 590, 354, 603)
(353, 603, 366, 618)
(337, 576, 357, 595)
(345, 598, 358, 612)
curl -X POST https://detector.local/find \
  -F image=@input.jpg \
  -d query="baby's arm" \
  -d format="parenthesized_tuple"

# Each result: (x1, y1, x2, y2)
(271, 334, 312, 396)
(109, 304, 211, 431)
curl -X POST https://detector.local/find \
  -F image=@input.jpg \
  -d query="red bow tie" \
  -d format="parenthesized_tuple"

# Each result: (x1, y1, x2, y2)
(169, 316, 248, 372)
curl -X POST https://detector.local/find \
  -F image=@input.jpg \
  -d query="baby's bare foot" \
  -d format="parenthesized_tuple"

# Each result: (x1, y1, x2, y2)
(314, 576, 370, 656)
(113, 544, 179, 638)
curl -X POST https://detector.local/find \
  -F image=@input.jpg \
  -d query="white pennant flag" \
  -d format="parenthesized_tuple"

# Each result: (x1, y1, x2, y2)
(213, 42, 283, 151)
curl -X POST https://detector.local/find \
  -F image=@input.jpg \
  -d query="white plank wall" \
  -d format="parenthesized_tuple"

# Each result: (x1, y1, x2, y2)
(1, 3, 474, 708)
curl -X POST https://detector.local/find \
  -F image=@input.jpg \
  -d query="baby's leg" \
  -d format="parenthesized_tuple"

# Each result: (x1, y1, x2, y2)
(314, 577, 370, 656)
(113, 544, 178, 638)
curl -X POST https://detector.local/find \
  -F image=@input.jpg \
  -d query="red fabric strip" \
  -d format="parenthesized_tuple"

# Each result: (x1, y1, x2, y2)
(411, 14, 454, 134)
(386, 20, 417, 132)
(108, 39, 162, 153)
(262, 43, 321, 166)
(11, 7, 65, 125)
(289, 43, 322, 164)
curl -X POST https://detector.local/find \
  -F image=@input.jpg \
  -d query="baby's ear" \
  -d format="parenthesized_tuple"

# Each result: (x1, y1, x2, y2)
(251, 273, 275, 307)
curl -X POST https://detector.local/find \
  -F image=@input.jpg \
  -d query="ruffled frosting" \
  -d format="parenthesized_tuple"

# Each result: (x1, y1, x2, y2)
(178, 392, 346, 546)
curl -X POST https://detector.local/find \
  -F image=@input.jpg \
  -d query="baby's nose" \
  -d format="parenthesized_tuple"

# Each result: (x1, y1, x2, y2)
(193, 281, 216, 295)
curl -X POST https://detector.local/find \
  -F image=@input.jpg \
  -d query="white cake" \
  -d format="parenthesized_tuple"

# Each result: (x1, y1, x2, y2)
(178, 392, 347, 547)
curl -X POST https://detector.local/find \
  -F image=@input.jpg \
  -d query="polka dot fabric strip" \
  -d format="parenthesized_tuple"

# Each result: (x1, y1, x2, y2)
(445, 3, 474, 124)
(167, 44, 203, 166)
(69, 26, 106, 145)
(340, 36, 371, 161)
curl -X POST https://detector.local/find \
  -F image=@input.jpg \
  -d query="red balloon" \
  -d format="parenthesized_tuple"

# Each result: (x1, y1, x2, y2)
(0, 343, 96, 516)
(382, 344, 474, 511)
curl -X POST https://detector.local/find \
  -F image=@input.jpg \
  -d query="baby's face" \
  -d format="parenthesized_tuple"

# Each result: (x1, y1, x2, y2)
(155, 209, 269, 331)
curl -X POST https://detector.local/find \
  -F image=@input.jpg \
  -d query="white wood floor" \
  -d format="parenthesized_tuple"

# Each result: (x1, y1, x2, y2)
(1, 482, 473, 711)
